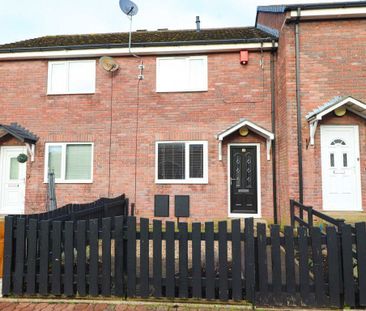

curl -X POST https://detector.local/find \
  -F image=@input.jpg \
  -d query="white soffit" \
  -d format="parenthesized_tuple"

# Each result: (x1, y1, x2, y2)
(289, 7, 366, 20)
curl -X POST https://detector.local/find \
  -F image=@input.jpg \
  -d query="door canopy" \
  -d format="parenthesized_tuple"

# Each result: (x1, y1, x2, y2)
(216, 118, 274, 161)
(306, 96, 366, 145)
(0, 123, 38, 161)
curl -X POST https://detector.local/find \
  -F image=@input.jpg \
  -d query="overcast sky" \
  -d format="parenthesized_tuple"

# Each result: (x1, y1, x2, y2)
(0, 0, 362, 44)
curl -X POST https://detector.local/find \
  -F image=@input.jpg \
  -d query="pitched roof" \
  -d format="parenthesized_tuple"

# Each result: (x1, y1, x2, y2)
(0, 27, 276, 52)
(216, 118, 274, 141)
(257, 1, 366, 13)
(0, 123, 38, 144)
(306, 96, 366, 121)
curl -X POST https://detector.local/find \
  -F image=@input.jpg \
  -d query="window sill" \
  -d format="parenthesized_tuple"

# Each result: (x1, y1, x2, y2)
(155, 89, 208, 93)
(47, 92, 95, 96)
(155, 180, 208, 185)
(43, 180, 93, 184)
(228, 212, 261, 218)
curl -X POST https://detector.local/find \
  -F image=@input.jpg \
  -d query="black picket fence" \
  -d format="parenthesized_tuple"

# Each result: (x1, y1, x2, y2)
(9, 194, 129, 226)
(2, 215, 366, 308)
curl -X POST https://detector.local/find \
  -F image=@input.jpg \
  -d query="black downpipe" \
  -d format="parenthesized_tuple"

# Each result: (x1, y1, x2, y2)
(270, 40, 278, 224)
(295, 8, 304, 203)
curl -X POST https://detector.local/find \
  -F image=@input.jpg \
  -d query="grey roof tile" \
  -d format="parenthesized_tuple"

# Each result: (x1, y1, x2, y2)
(0, 123, 38, 143)
(0, 27, 276, 52)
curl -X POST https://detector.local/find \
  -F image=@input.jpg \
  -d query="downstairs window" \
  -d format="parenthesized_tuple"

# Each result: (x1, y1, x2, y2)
(44, 143, 93, 183)
(156, 141, 208, 184)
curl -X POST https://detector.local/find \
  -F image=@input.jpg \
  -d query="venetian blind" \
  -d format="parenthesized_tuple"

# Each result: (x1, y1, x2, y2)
(189, 144, 204, 178)
(158, 143, 185, 179)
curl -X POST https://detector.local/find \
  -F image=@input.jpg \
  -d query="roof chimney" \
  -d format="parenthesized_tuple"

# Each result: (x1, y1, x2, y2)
(196, 16, 201, 32)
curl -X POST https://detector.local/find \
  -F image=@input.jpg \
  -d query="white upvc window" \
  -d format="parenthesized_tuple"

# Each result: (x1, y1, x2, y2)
(44, 143, 94, 183)
(155, 141, 208, 184)
(156, 56, 208, 92)
(47, 60, 96, 94)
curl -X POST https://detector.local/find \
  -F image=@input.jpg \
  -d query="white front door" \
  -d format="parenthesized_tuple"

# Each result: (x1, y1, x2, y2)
(320, 125, 362, 211)
(0, 147, 27, 214)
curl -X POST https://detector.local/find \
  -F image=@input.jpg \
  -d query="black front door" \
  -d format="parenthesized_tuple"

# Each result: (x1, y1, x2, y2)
(230, 146, 258, 214)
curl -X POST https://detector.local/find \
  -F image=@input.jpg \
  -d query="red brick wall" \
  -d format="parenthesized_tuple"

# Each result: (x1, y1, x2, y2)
(0, 51, 274, 221)
(265, 18, 366, 222)
(299, 19, 366, 213)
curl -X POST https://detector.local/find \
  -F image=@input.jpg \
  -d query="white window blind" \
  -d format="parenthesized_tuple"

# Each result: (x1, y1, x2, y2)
(48, 60, 96, 94)
(156, 56, 208, 92)
(45, 143, 93, 183)
(65, 144, 92, 180)
(49, 62, 68, 94)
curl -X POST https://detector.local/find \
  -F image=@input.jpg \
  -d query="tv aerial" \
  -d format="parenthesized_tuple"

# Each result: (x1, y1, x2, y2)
(99, 56, 119, 72)
(119, 0, 138, 16)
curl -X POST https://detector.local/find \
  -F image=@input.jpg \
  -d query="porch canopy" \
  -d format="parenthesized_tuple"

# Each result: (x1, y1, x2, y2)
(306, 96, 366, 145)
(216, 118, 274, 161)
(0, 123, 38, 161)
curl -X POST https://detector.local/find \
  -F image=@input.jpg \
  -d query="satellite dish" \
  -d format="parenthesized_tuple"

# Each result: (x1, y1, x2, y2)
(100, 56, 119, 72)
(119, 0, 139, 16)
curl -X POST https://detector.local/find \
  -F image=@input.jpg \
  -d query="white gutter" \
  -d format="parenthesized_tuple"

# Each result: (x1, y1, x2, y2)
(289, 7, 366, 20)
(0, 42, 278, 60)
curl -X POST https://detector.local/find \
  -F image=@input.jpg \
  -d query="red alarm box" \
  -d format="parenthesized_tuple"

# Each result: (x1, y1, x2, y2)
(240, 50, 249, 65)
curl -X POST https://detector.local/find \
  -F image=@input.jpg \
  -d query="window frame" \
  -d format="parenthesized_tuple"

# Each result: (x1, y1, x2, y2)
(44, 142, 94, 183)
(155, 141, 208, 184)
(156, 56, 208, 93)
(47, 60, 96, 95)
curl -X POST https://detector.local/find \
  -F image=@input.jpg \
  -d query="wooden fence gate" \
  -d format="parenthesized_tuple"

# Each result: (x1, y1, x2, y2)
(2, 215, 366, 308)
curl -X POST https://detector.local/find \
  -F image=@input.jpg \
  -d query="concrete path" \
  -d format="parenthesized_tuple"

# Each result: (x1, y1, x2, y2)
(0, 300, 251, 310)
(0, 300, 341, 311)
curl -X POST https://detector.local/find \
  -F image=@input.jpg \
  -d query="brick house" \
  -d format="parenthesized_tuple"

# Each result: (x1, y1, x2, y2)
(0, 1, 366, 223)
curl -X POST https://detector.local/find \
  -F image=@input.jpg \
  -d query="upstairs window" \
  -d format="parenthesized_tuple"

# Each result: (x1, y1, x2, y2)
(47, 60, 96, 94)
(45, 143, 93, 183)
(156, 56, 208, 92)
(156, 141, 208, 184)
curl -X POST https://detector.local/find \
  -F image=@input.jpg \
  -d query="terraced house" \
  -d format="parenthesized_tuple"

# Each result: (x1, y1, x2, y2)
(1, 1, 366, 223)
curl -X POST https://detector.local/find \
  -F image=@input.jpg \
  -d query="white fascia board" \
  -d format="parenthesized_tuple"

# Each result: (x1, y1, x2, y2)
(0, 42, 277, 60)
(247, 121, 275, 140)
(289, 7, 366, 20)
(347, 107, 366, 120)
(217, 120, 274, 141)
(315, 97, 366, 121)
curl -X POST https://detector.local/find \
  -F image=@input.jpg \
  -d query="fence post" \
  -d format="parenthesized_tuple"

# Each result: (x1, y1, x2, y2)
(308, 206, 313, 227)
(336, 219, 345, 233)
(245, 218, 255, 304)
(131, 203, 135, 216)
(355, 222, 366, 306)
(290, 200, 295, 227)
(2, 216, 14, 296)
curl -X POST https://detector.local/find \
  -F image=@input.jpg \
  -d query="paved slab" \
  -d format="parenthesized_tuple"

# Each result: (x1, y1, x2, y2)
(0, 298, 342, 311)
(0, 299, 251, 311)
